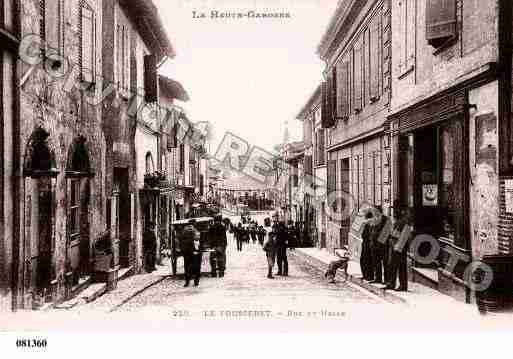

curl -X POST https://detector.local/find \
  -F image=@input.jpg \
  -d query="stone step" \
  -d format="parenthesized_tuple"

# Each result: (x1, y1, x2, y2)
(411, 267, 439, 291)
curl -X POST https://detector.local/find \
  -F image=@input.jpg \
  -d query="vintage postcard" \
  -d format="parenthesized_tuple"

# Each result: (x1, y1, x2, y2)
(1, 0, 513, 357)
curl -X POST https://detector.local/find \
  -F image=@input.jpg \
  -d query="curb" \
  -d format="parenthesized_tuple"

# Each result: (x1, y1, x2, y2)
(289, 250, 407, 305)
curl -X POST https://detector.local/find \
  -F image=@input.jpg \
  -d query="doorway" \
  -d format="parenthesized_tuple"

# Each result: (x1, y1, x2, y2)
(114, 167, 131, 268)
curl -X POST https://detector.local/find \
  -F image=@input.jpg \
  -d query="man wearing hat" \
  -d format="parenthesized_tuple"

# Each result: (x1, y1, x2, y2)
(208, 214, 227, 278)
(180, 219, 202, 287)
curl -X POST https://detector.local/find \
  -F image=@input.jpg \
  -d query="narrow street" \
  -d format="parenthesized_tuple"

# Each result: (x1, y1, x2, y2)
(74, 215, 385, 325)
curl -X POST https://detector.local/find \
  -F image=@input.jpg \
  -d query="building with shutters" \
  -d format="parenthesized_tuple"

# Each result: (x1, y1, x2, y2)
(317, 0, 393, 254)
(296, 85, 327, 249)
(388, 0, 513, 303)
(101, 0, 174, 280)
(3, 0, 110, 310)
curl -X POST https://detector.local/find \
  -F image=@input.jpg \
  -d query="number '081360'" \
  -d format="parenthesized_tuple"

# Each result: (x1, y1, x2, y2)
(16, 338, 48, 348)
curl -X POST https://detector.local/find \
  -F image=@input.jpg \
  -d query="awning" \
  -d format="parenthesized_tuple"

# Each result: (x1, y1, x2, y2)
(159, 75, 190, 102)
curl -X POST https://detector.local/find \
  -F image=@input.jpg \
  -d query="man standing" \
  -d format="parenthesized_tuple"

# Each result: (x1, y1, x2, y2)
(385, 207, 411, 291)
(180, 219, 202, 287)
(275, 221, 289, 276)
(208, 215, 227, 278)
(263, 228, 276, 279)
(369, 207, 392, 284)
(143, 222, 157, 273)
(360, 212, 375, 281)
(257, 225, 266, 246)
(235, 223, 244, 252)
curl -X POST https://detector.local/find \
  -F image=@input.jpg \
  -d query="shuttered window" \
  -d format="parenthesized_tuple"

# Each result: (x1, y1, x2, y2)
(80, 1, 95, 84)
(426, 0, 457, 48)
(179, 144, 185, 173)
(369, 15, 381, 101)
(304, 155, 313, 177)
(316, 129, 325, 166)
(327, 159, 337, 215)
(353, 37, 363, 112)
(304, 119, 313, 147)
(167, 121, 178, 150)
(144, 54, 159, 103)
(321, 81, 332, 128)
(396, 0, 416, 76)
(336, 56, 350, 119)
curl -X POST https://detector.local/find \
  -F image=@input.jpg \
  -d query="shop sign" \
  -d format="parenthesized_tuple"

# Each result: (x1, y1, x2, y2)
(422, 184, 438, 206)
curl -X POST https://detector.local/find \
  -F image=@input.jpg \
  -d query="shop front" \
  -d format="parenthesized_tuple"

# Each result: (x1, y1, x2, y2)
(390, 78, 501, 302)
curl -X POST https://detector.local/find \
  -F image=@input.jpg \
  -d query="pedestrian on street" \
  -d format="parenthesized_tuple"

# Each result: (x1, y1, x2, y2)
(360, 211, 375, 281)
(325, 246, 351, 283)
(143, 222, 157, 273)
(235, 223, 244, 251)
(385, 206, 412, 291)
(263, 228, 277, 279)
(180, 219, 203, 287)
(208, 214, 227, 278)
(250, 221, 258, 244)
(275, 221, 289, 276)
(369, 206, 392, 284)
(257, 225, 266, 246)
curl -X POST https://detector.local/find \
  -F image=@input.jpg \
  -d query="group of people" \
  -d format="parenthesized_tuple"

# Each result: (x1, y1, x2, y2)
(232, 221, 267, 251)
(179, 215, 228, 287)
(324, 205, 412, 292)
(262, 219, 290, 279)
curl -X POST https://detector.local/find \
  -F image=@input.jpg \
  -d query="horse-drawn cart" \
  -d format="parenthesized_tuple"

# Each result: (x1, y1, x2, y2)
(170, 217, 214, 276)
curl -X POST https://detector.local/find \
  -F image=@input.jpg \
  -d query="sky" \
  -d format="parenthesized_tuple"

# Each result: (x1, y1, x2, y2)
(154, 0, 339, 153)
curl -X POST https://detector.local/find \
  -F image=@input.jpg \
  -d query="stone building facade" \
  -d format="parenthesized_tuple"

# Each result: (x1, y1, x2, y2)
(0, 0, 175, 311)
(296, 85, 327, 249)
(317, 0, 393, 254)
(388, 0, 512, 302)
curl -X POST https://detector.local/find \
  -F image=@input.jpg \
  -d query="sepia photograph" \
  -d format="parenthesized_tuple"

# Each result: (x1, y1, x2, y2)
(1, 0, 513, 357)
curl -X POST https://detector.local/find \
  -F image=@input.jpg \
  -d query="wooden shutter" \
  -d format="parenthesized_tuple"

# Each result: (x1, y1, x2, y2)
(353, 37, 363, 112)
(80, 3, 94, 83)
(144, 54, 159, 103)
(337, 59, 350, 118)
(327, 160, 337, 196)
(426, 0, 457, 47)
(123, 26, 130, 91)
(116, 24, 122, 87)
(304, 119, 312, 147)
(369, 15, 381, 101)
(168, 122, 178, 150)
(45, 0, 60, 53)
(321, 81, 331, 128)
(331, 66, 337, 122)
(318, 129, 325, 165)
(304, 155, 313, 177)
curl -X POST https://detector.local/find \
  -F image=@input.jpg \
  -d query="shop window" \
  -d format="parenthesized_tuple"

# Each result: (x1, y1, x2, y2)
(439, 123, 456, 241)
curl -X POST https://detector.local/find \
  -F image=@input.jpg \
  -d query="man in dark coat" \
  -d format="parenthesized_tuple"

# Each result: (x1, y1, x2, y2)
(275, 221, 289, 276)
(143, 222, 157, 273)
(369, 207, 392, 284)
(235, 223, 244, 251)
(208, 215, 227, 278)
(180, 219, 202, 287)
(360, 212, 374, 281)
(257, 225, 266, 246)
(386, 207, 411, 291)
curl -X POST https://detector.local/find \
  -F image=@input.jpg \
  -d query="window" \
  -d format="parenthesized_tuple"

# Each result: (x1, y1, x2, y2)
(144, 54, 158, 103)
(179, 144, 185, 173)
(426, 0, 457, 49)
(145, 153, 154, 174)
(369, 15, 382, 102)
(353, 36, 363, 112)
(80, 1, 95, 84)
(336, 55, 350, 119)
(316, 129, 325, 166)
(397, 0, 416, 76)
(69, 179, 80, 236)
(116, 21, 130, 92)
